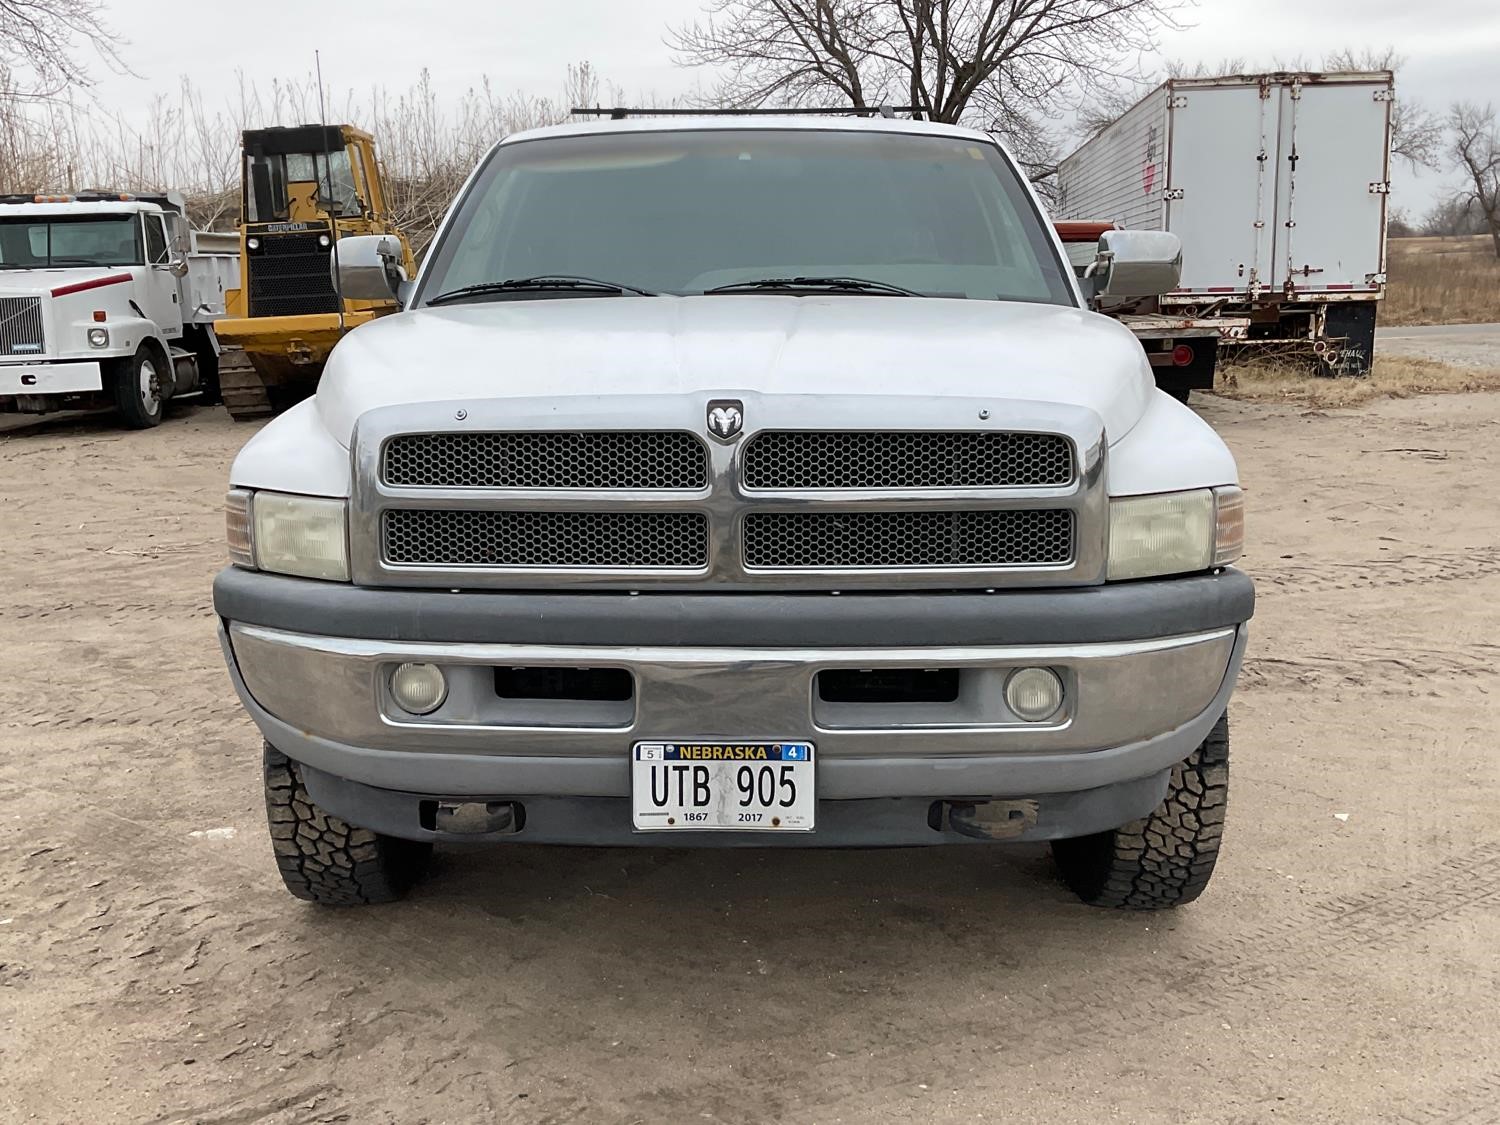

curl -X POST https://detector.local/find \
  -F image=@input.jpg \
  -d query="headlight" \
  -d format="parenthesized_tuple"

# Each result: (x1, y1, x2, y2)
(87, 326, 109, 348)
(1107, 487, 1243, 581)
(246, 237, 261, 251)
(226, 489, 349, 581)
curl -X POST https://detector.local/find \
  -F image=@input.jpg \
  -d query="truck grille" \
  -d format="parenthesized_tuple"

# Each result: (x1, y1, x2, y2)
(383, 509, 709, 569)
(383, 432, 708, 490)
(742, 431, 1074, 490)
(246, 231, 339, 318)
(743, 510, 1074, 569)
(0, 296, 45, 357)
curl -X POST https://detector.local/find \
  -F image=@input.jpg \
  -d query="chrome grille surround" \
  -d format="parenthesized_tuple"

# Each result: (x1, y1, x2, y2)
(0, 296, 45, 357)
(383, 431, 708, 490)
(742, 430, 1073, 490)
(350, 393, 1107, 591)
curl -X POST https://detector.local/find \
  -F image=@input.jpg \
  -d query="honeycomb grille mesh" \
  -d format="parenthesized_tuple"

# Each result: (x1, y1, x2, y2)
(741, 431, 1074, 490)
(383, 510, 708, 569)
(383, 432, 708, 490)
(743, 510, 1074, 569)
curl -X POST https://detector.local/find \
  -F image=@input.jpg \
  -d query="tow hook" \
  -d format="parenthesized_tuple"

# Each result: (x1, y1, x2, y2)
(946, 800, 1039, 841)
(430, 800, 523, 836)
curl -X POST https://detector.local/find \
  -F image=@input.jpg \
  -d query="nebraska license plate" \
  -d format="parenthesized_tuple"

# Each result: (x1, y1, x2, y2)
(632, 742, 815, 831)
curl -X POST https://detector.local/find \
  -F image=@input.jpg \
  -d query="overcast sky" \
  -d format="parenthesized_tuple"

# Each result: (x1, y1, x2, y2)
(85, 0, 1500, 215)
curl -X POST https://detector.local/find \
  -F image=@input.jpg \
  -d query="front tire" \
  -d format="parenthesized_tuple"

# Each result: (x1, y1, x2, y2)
(111, 346, 166, 428)
(1052, 714, 1229, 910)
(263, 744, 431, 905)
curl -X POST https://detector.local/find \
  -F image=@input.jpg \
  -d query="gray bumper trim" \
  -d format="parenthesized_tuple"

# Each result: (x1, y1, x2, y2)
(299, 767, 1172, 847)
(213, 566, 1253, 648)
(220, 627, 1246, 802)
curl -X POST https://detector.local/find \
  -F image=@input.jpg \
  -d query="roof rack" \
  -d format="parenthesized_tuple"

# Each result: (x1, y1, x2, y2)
(572, 106, 925, 120)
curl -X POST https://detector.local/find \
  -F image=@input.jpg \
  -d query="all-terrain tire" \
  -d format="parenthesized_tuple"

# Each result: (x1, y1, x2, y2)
(111, 345, 166, 428)
(263, 743, 431, 905)
(1051, 714, 1229, 910)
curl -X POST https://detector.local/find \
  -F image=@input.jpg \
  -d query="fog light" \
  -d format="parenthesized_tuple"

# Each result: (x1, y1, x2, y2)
(1005, 667, 1063, 723)
(390, 662, 447, 715)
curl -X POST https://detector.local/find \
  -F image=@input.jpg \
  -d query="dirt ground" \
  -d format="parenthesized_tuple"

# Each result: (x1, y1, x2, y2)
(3, 391, 1499, 1125)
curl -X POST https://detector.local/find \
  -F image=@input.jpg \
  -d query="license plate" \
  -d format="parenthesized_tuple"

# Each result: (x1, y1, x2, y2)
(632, 742, 815, 831)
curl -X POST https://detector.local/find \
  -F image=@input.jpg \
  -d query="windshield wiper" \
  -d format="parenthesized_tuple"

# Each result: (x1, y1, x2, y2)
(704, 275, 926, 297)
(426, 275, 657, 305)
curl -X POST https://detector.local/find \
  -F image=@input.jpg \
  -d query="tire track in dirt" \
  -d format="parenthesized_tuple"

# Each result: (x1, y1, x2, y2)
(728, 842, 1500, 1124)
(1252, 548, 1500, 596)
(1240, 643, 1500, 693)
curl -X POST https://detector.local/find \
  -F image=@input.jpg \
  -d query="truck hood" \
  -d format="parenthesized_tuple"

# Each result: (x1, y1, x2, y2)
(315, 295, 1155, 447)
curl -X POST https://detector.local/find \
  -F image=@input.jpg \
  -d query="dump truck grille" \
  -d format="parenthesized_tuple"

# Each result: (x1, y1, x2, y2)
(742, 431, 1074, 490)
(0, 296, 45, 357)
(383, 431, 708, 490)
(383, 509, 710, 569)
(742, 510, 1075, 569)
(246, 231, 339, 318)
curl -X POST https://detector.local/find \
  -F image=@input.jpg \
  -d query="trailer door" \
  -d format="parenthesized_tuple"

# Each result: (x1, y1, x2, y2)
(1165, 83, 1276, 297)
(1273, 80, 1390, 294)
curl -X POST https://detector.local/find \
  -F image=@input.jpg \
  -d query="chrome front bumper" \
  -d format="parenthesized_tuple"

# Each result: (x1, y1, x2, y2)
(220, 620, 1246, 801)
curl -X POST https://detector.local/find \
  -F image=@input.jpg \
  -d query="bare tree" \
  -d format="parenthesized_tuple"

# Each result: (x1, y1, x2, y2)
(669, 0, 1184, 174)
(1449, 102, 1500, 258)
(0, 0, 120, 97)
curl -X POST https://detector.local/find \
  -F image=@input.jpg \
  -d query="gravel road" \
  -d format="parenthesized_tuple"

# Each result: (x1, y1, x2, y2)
(1377, 322, 1500, 369)
(2, 396, 1499, 1124)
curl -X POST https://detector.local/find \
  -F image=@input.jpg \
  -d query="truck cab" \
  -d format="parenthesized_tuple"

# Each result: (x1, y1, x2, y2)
(0, 192, 238, 427)
(215, 115, 1253, 911)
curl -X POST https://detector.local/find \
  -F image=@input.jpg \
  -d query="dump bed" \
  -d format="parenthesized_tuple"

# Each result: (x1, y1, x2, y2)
(1058, 71, 1393, 304)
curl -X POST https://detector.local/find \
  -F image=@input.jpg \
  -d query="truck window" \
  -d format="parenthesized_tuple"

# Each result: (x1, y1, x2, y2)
(144, 214, 168, 264)
(246, 149, 363, 221)
(0, 216, 144, 268)
(422, 129, 1074, 307)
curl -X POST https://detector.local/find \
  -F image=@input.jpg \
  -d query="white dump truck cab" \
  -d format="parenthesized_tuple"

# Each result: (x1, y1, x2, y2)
(214, 114, 1253, 911)
(0, 192, 239, 427)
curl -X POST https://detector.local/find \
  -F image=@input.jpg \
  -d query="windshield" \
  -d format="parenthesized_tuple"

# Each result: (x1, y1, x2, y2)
(419, 129, 1074, 306)
(0, 215, 142, 269)
(245, 148, 362, 222)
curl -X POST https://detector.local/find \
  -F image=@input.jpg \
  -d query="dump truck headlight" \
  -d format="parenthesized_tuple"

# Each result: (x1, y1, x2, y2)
(87, 327, 109, 348)
(1107, 487, 1243, 581)
(226, 489, 349, 581)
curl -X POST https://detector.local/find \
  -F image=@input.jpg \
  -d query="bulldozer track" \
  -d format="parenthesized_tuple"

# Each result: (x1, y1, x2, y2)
(217, 349, 273, 421)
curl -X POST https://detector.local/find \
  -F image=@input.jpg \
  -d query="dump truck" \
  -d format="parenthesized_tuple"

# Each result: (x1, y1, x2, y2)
(0, 191, 238, 427)
(1057, 70, 1394, 375)
(215, 124, 414, 419)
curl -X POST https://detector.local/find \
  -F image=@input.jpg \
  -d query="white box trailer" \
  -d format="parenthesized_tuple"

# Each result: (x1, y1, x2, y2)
(1057, 71, 1394, 375)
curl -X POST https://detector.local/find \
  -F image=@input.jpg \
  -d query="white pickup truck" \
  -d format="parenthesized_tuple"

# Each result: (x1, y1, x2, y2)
(214, 115, 1253, 910)
(0, 192, 238, 427)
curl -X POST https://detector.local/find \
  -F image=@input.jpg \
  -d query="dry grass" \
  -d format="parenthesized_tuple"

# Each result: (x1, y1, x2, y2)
(1384, 236, 1500, 326)
(1216, 354, 1500, 407)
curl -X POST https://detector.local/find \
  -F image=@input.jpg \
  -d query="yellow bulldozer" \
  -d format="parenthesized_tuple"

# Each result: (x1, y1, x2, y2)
(216, 124, 414, 419)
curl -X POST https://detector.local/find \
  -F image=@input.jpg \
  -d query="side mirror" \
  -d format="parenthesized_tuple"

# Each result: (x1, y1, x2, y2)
(332, 235, 407, 304)
(1090, 230, 1183, 298)
(168, 258, 190, 279)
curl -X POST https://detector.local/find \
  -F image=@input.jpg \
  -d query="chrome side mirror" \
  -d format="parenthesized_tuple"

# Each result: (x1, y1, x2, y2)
(332, 235, 407, 304)
(168, 259, 190, 278)
(1091, 230, 1183, 298)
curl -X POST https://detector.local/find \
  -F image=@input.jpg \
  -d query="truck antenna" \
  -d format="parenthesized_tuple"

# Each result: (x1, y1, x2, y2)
(316, 49, 346, 336)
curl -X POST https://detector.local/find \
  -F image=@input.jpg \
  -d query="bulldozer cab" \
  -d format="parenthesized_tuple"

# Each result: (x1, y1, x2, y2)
(243, 125, 381, 225)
